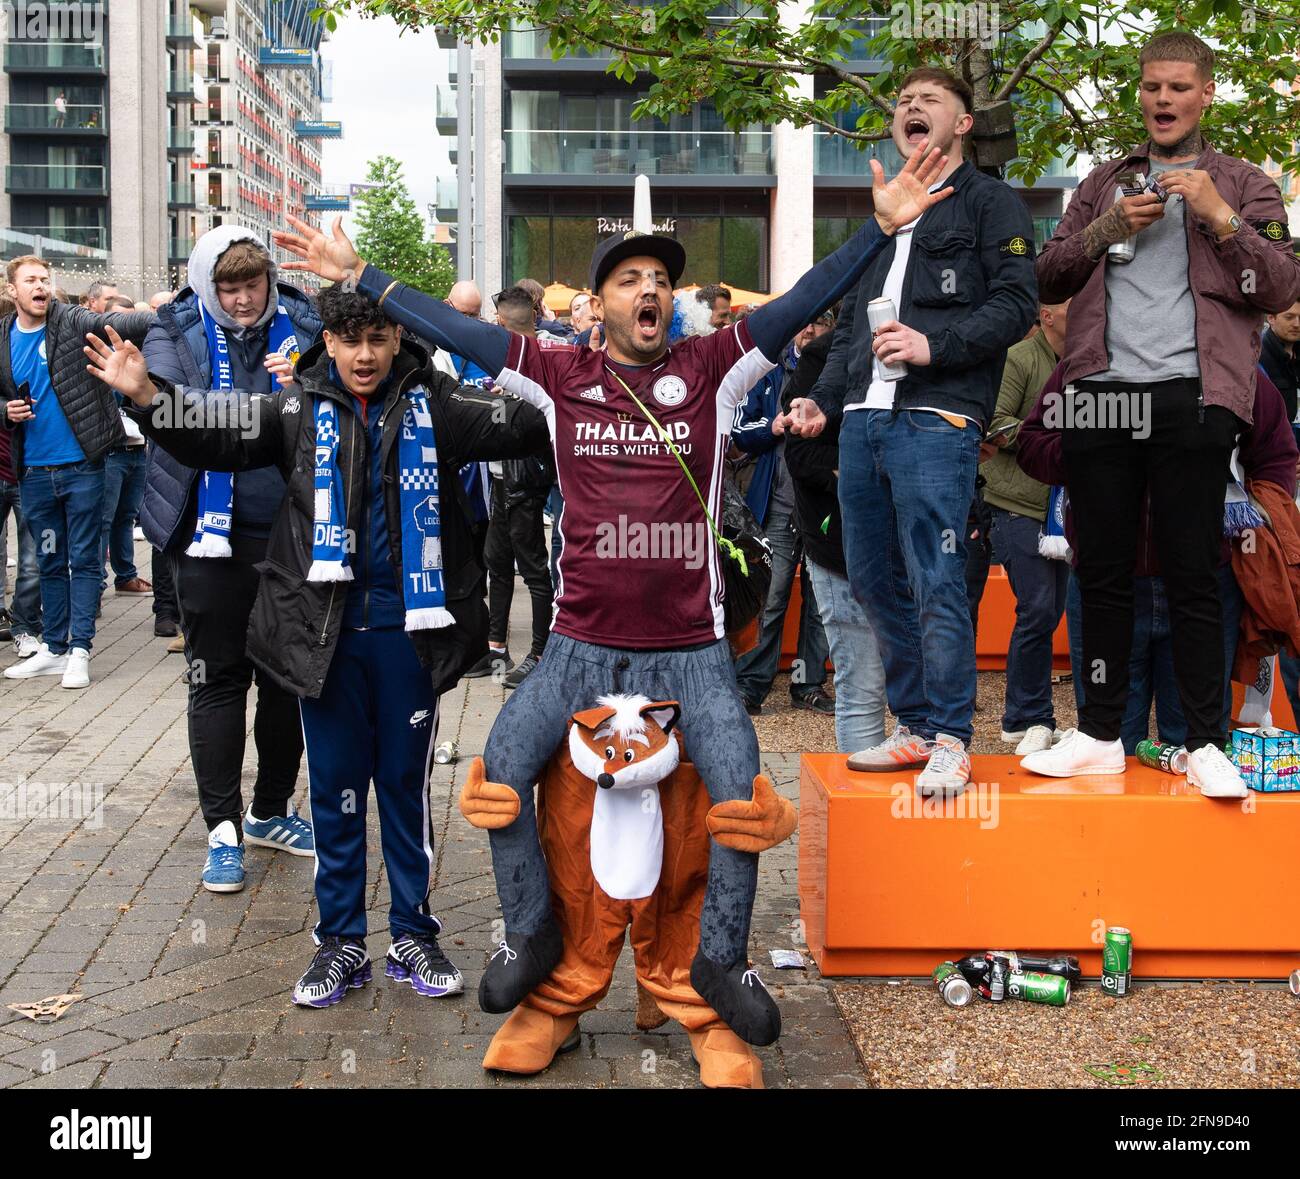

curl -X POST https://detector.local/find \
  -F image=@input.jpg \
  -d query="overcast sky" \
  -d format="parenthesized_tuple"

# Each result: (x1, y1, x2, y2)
(318, 15, 451, 235)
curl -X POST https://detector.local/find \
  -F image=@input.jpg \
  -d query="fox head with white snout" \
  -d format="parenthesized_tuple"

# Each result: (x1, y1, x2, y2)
(568, 694, 681, 791)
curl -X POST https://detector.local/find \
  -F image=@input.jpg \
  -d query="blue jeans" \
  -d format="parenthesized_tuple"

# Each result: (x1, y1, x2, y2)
(0, 479, 41, 636)
(1067, 564, 1242, 753)
(838, 409, 981, 744)
(483, 633, 759, 965)
(990, 508, 1068, 732)
(100, 447, 146, 587)
(805, 558, 887, 752)
(734, 511, 829, 703)
(20, 459, 105, 655)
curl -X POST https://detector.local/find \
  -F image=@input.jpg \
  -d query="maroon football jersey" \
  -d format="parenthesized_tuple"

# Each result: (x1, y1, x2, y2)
(496, 322, 773, 648)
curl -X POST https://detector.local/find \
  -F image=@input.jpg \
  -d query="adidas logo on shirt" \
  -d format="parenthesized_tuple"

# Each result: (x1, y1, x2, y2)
(579, 385, 606, 403)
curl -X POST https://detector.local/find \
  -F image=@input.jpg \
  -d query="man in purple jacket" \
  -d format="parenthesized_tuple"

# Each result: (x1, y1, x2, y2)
(1024, 30, 1300, 796)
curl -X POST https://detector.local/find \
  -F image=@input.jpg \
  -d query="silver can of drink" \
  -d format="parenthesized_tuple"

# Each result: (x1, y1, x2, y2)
(1107, 177, 1143, 265)
(433, 740, 458, 765)
(1290, 969, 1300, 997)
(867, 297, 908, 382)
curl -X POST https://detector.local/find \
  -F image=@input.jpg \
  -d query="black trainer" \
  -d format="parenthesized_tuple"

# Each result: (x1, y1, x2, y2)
(690, 949, 781, 1046)
(154, 617, 179, 637)
(503, 653, 540, 690)
(465, 648, 512, 679)
(292, 936, 371, 1008)
(742, 696, 762, 717)
(792, 688, 835, 715)
(478, 917, 564, 1013)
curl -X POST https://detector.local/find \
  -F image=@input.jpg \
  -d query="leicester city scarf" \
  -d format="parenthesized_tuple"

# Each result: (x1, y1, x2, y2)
(306, 385, 455, 632)
(188, 303, 299, 558)
(1038, 485, 1072, 562)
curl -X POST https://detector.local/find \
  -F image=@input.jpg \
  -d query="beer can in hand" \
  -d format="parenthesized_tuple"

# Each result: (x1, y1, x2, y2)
(867, 297, 908, 382)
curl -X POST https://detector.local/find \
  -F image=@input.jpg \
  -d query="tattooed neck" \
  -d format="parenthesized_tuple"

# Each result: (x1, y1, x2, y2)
(1150, 129, 1203, 161)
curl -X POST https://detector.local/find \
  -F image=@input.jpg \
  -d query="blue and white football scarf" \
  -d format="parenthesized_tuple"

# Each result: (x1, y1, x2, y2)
(1038, 485, 1071, 561)
(306, 386, 454, 632)
(188, 302, 299, 558)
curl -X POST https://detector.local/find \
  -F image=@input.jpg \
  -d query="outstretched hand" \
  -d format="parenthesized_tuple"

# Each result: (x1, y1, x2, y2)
(272, 214, 362, 284)
(872, 142, 954, 234)
(84, 325, 154, 406)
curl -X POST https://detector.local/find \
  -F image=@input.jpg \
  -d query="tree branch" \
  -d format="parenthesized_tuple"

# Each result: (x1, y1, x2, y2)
(1023, 71, 1094, 141)
(993, 18, 1066, 102)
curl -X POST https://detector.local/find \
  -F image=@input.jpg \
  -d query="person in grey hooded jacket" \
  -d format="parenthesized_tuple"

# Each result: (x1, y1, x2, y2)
(139, 226, 321, 895)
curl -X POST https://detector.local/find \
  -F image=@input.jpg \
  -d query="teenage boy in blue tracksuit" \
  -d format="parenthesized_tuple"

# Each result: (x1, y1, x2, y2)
(87, 287, 549, 1008)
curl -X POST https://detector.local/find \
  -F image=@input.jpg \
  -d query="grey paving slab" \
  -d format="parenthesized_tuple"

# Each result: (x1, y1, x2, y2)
(0, 554, 866, 1088)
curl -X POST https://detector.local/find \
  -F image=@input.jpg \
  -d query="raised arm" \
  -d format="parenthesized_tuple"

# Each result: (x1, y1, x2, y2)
(69, 304, 154, 347)
(273, 214, 511, 377)
(747, 143, 955, 362)
(84, 326, 287, 474)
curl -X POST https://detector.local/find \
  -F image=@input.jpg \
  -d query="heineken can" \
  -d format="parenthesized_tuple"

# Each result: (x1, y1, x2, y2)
(433, 740, 458, 766)
(1135, 739, 1188, 775)
(933, 962, 973, 1008)
(866, 297, 908, 382)
(1006, 969, 1071, 1007)
(1102, 926, 1133, 997)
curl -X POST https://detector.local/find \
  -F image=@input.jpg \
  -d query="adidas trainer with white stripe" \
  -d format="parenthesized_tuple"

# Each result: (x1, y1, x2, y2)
(243, 809, 315, 857)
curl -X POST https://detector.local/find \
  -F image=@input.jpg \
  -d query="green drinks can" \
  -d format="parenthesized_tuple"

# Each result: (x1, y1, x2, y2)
(933, 961, 973, 1007)
(1006, 969, 1071, 1006)
(1135, 740, 1188, 775)
(1102, 926, 1133, 996)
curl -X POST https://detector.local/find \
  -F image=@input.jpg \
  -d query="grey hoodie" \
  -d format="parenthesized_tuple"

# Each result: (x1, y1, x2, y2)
(186, 224, 282, 337)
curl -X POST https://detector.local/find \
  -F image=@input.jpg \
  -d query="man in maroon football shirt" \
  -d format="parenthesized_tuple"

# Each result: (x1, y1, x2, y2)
(274, 145, 952, 1046)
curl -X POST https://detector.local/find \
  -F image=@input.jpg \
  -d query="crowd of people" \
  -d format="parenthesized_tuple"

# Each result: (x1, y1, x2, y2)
(2, 29, 1298, 1043)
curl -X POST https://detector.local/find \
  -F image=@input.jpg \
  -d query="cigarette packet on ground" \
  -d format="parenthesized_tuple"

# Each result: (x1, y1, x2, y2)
(769, 949, 807, 970)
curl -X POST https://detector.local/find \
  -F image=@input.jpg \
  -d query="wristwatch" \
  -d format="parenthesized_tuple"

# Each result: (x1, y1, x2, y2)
(1217, 211, 1242, 238)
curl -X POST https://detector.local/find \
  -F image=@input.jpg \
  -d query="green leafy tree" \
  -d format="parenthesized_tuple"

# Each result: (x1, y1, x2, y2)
(313, 1, 1300, 184)
(352, 154, 454, 296)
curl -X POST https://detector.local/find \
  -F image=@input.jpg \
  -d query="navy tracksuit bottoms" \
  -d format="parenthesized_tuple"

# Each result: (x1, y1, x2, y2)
(299, 627, 442, 941)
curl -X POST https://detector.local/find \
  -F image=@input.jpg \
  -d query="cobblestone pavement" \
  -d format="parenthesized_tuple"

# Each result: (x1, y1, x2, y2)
(0, 550, 866, 1089)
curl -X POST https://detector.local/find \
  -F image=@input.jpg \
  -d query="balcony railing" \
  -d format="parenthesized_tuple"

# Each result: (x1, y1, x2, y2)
(503, 129, 772, 176)
(170, 237, 196, 259)
(168, 73, 200, 96)
(169, 128, 195, 150)
(168, 18, 199, 41)
(814, 132, 904, 177)
(4, 42, 105, 71)
(5, 103, 104, 131)
(169, 181, 195, 204)
(6, 164, 106, 193)
(0, 225, 108, 261)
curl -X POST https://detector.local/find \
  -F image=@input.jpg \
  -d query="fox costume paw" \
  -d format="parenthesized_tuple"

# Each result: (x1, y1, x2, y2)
(706, 774, 797, 853)
(688, 1027, 765, 1089)
(459, 757, 521, 830)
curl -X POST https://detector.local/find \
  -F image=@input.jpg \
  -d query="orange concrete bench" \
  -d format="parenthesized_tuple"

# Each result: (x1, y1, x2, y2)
(780, 564, 1069, 672)
(798, 752, 1300, 979)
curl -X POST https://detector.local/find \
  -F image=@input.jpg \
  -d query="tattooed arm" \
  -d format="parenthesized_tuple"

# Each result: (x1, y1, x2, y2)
(1037, 164, 1166, 301)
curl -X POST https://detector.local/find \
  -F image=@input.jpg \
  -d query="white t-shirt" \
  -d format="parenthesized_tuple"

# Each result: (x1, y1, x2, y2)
(847, 187, 976, 428)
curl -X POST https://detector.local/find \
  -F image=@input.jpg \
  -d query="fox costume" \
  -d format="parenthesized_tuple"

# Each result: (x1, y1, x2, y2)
(460, 694, 796, 1089)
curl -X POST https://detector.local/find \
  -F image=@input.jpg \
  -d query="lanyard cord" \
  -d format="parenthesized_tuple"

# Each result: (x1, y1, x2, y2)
(603, 364, 749, 577)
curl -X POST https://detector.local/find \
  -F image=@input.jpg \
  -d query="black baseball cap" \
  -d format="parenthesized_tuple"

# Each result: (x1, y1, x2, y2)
(589, 231, 686, 295)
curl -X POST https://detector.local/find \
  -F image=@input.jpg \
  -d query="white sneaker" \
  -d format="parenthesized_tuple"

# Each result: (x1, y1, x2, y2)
(916, 734, 971, 797)
(1014, 725, 1059, 755)
(1000, 729, 1026, 744)
(4, 643, 69, 678)
(1020, 728, 1125, 777)
(847, 725, 931, 772)
(13, 633, 40, 658)
(1186, 744, 1247, 799)
(132, 525, 145, 541)
(61, 648, 90, 689)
